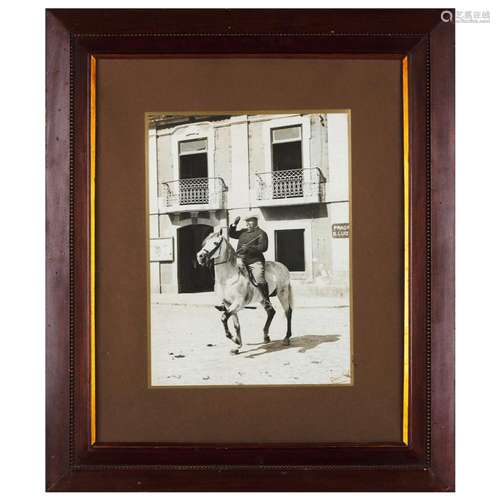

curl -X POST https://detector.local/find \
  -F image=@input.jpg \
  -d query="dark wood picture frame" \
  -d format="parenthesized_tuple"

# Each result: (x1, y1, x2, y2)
(46, 9, 454, 491)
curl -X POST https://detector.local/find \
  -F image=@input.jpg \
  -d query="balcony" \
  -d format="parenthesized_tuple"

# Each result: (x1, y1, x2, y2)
(158, 177, 227, 214)
(252, 167, 326, 207)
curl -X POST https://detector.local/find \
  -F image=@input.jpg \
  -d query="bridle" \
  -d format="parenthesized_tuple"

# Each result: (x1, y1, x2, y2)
(200, 236, 226, 265)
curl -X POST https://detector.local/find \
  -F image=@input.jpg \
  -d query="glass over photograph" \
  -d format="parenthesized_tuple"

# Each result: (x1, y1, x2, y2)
(147, 112, 351, 386)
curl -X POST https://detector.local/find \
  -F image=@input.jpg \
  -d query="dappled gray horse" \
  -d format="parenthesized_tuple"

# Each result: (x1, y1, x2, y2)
(197, 229, 293, 354)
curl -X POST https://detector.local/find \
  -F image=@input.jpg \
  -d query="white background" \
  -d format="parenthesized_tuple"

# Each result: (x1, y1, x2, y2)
(0, 0, 497, 497)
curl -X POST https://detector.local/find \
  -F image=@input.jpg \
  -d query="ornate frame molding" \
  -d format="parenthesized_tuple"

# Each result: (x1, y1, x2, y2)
(46, 9, 454, 491)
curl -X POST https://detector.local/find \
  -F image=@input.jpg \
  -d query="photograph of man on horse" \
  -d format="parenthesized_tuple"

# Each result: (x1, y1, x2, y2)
(148, 112, 352, 384)
(197, 214, 293, 354)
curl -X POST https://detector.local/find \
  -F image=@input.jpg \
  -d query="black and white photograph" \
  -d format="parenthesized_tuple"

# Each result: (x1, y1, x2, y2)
(148, 112, 352, 386)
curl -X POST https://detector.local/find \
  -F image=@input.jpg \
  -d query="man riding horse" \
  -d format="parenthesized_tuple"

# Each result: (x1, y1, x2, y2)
(199, 223, 293, 350)
(227, 214, 275, 313)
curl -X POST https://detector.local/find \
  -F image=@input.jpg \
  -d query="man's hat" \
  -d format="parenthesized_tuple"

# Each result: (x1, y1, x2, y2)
(244, 213, 259, 222)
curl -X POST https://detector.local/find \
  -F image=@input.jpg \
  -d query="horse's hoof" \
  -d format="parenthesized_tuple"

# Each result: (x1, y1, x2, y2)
(263, 335, 271, 344)
(230, 348, 240, 355)
(282, 338, 291, 346)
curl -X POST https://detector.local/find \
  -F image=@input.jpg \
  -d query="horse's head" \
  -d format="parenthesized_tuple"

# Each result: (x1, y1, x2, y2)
(196, 228, 224, 266)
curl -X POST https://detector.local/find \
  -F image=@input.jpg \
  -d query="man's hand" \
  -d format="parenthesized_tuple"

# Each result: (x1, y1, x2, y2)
(233, 216, 241, 226)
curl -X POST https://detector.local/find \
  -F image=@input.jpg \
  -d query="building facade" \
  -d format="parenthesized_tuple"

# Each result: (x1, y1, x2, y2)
(148, 112, 350, 303)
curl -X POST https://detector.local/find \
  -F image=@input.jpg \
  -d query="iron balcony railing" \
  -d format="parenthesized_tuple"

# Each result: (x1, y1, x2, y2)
(254, 167, 326, 205)
(159, 176, 227, 212)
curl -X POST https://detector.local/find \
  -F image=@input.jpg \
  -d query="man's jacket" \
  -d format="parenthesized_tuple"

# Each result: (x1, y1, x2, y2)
(228, 224, 268, 265)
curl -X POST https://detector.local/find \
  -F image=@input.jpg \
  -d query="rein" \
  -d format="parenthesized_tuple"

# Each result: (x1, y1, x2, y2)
(211, 238, 257, 287)
(204, 236, 259, 289)
(213, 237, 232, 266)
(205, 237, 224, 260)
(203, 236, 229, 266)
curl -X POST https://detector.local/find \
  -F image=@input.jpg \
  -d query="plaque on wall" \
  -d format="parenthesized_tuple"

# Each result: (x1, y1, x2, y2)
(150, 237, 174, 262)
(332, 223, 349, 238)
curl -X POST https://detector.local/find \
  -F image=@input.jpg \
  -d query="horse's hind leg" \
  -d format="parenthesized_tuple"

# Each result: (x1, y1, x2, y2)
(278, 284, 293, 346)
(283, 307, 293, 346)
(262, 306, 275, 343)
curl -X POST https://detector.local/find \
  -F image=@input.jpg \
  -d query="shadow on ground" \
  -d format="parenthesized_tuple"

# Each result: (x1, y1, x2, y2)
(243, 334, 341, 358)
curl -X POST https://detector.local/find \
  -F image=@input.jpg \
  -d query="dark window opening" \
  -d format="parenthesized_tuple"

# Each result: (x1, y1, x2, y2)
(179, 153, 208, 179)
(272, 141, 303, 172)
(178, 139, 208, 205)
(275, 229, 305, 272)
(271, 126, 303, 199)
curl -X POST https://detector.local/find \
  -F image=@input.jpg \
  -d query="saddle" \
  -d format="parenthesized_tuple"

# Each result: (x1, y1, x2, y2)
(237, 258, 277, 296)
(236, 258, 258, 288)
(214, 262, 276, 313)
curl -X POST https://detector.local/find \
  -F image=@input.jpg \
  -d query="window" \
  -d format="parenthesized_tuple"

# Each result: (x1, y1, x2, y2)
(178, 138, 208, 205)
(270, 125, 304, 199)
(179, 138, 208, 179)
(179, 138, 208, 155)
(271, 125, 302, 172)
(275, 229, 305, 272)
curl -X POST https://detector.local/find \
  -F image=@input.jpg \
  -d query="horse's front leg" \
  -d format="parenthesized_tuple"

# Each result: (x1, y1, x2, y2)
(217, 300, 233, 340)
(220, 310, 233, 341)
(222, 303, 243, 354)
(230, 313, 242, 355)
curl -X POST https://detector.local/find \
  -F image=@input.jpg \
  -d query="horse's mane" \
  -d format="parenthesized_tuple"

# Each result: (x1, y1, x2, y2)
(200, 232, 214, 247)
(221, 235, 237, 266)
(222, 240, 254, 281)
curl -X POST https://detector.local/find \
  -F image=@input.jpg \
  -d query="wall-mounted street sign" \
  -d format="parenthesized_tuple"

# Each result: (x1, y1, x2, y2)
(150, 237, 174, 262)
(332, 223, 349, 239)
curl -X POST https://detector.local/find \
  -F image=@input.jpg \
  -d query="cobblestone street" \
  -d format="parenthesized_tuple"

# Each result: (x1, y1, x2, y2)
(151, 302, 351, 386)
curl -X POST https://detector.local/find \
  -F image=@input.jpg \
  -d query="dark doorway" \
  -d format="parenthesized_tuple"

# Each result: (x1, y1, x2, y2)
(177, 224, 214, 293)
(275, 229, 305, 272)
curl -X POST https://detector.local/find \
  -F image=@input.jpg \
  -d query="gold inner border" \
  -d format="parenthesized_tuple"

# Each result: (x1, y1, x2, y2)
(89, 57, 410, 446)
(90, 55, 97, 445)
(402, 56, 410, 446)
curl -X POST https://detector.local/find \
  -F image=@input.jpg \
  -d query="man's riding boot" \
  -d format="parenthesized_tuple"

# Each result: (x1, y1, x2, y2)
(258, 283, 275, 312)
